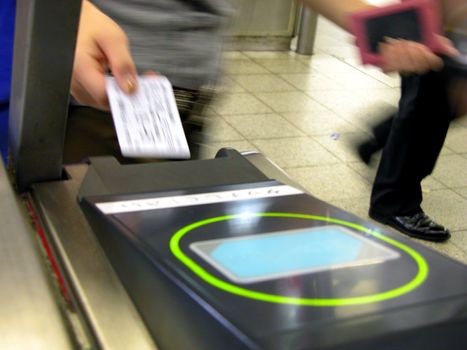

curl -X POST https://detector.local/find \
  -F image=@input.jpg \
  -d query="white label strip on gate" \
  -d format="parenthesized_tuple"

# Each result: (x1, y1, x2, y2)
(95, 185, 304, 214)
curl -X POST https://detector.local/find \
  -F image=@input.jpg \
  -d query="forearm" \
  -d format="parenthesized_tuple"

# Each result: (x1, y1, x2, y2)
(299, 0, 376, 31)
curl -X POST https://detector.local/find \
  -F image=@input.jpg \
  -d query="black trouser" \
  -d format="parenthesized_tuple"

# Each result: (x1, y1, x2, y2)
(370, 71, 454, 216)
(63, 87, 213, 164)
(371, 113, 394, 148)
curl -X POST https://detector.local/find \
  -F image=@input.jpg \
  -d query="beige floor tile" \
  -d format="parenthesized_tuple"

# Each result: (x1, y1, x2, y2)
(455, 187, 467, 199)
(348, 163, 448, 192)
(439, 146, 455, 156)
(218, 76, 246, 93)
(453, 114, 467, 128)
(253, 58, 314, 74)
(317, 45, 360, 60)
(432, 155, 467, 188)
(279, 72, 345, 91)
(224, 59, 269, 75)
(242, 51, 301, 60)
(213, 93, 273, 115)
(281, 110, 357, 136)
(444, 127, 467, 154)
(312, 32, 352, 50)
(255, 91, 328, 113)
(203, 106, 218, 117)
(222, 51, 250, 60)
(347, 162, 379, 183)
(327, 196, 371, 219)
(314, 132, 373, 162)
(223, 114, 304, 139)
(229, 74, 296, 92)
(312, 34, 350, 50)
(306, 90, 399, 130)
(422, 189, 467, 232)
(285, 164, 371, 202)
(252, 137, 340, 168)
(421, 176, 447, 192)
(449, 230, 467, 258)
(344, 58, 401, 88)
(299, 53, 362, 75)
(206, 117, 244, 142)
(322, 69, 391, 89)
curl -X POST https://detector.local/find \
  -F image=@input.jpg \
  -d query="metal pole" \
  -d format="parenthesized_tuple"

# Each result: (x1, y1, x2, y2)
(9, 0, 82, 192)
(296, 4, 318, 55)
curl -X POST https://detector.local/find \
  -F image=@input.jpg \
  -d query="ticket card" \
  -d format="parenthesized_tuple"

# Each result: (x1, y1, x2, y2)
(106, 76, 190, 159)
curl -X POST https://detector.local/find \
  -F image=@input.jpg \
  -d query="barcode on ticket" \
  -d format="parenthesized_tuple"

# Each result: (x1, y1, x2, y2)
(106, 76, 190, 159)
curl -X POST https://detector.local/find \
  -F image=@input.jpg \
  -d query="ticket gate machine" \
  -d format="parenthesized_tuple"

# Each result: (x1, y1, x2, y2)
(4, 1, 467, 349)
(77, 151, 467, 350)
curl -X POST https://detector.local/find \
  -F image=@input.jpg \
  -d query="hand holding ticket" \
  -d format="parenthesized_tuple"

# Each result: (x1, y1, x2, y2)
(106, 76, 190, 159)
(349, 0, 459, 74)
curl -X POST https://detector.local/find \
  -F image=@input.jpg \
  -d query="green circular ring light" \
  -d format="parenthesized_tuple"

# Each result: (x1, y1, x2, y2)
(169, 213, 429, 306)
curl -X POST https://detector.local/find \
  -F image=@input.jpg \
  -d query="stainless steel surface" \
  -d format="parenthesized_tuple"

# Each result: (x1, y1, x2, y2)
(9, 0, 81, 191)
(242, 151, 306, 191)
(296, 5, 318, 55)
(0, 161, 73, 350)
(32, 164, 157, 350)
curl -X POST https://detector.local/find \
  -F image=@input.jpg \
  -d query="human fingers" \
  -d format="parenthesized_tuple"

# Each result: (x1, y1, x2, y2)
(72, 1, 136, 110)
(380, 38, 443, 74)
(403, 40, 443, 74)
(379, 38, 405, 73)
(143, 70, 159, 77)
(71, 50, 110, 110)
(97, 30, 138, 95)
(435, 34, 460, 57)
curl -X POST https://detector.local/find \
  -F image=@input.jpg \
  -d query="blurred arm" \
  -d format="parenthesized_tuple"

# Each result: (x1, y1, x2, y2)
(299, 0, 459, 74)
(300, 0, 375, 31)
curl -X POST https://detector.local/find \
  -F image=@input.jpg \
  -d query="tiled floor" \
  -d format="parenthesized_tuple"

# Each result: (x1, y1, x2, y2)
(203, 18, 467, 264)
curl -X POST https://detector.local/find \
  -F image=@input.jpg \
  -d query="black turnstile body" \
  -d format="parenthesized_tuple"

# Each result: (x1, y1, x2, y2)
(80, 151, 467, 350)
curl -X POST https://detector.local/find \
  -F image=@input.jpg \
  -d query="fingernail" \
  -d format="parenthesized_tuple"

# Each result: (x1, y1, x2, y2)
(126, 75, 137, 94)
(449, 47, 460, 57)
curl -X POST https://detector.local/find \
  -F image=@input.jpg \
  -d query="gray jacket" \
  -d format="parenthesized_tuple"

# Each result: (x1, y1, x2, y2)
(92, 0, 232, 89)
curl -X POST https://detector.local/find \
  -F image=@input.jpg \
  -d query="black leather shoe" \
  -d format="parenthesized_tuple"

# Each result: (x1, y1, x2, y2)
(369, 210, 451, 242)
(356, 139, 383, 165)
